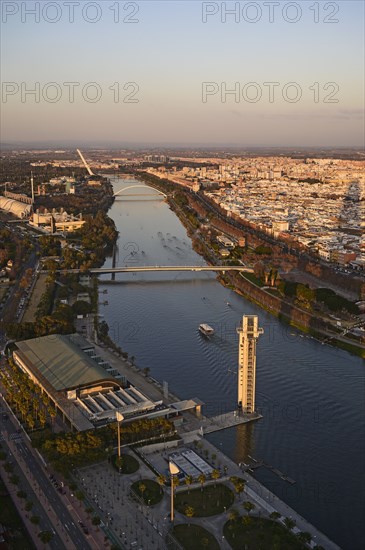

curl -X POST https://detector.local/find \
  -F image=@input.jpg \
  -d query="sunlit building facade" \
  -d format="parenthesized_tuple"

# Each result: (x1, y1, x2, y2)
(237, 315, 263, 414)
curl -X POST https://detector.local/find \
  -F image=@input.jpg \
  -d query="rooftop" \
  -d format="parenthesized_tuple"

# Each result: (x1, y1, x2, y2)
(14, 334, 116, 391)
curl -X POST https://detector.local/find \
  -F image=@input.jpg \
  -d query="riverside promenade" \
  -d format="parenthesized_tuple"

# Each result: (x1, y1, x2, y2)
(87, 340, 341, 550)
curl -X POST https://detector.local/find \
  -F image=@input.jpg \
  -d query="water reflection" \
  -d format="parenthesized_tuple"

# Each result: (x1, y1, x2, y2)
(99, 177, 365, 549)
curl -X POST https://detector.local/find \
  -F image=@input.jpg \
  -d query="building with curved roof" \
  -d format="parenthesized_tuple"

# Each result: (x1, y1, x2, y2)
(13, 333, 168, 431)
(14, 333, 117, 392)
(0, 196, 32, 218)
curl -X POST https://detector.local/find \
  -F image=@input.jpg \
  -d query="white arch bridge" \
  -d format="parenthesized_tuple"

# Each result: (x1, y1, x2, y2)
(53, 265, 254, 275)
(113, 185, 167, 199)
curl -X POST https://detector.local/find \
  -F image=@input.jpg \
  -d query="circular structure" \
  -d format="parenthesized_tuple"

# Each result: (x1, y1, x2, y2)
(168, 524, 219, 550)
(111, 453, 139, 474)
(130, 479, 163, 506)
(223, 517, 308, 550)
(175, 484, 234, 517)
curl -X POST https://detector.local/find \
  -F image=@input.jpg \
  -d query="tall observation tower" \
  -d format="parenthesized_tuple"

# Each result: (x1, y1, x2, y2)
(237, 315, 264, 414)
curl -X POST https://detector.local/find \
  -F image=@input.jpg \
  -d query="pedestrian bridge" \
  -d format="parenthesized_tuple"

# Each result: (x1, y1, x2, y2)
(52, 265, 254, 275)
(113, 185, 167, 198)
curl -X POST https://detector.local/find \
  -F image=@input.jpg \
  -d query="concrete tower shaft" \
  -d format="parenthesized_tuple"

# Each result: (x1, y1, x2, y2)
(237, 315, 263, 414)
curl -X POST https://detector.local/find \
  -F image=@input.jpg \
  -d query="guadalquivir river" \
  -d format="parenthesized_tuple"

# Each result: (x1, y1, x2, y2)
(99, 177, 365, 549)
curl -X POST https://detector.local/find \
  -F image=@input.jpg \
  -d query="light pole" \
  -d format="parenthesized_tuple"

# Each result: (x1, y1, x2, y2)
(116, 411, 124, 462)
(169, 462, 179, 523)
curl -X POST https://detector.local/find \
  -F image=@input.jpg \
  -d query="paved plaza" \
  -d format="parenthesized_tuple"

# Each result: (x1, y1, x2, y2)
(74, 438, 341, 550)
(77, 458, 172, 549)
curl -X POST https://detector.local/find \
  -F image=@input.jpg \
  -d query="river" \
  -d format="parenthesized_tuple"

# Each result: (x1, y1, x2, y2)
(98, 177, 365, 549)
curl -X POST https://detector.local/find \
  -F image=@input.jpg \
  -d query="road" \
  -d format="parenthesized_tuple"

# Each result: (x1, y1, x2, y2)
(0, 425, 66, 550)
(0, 394, 92, 550)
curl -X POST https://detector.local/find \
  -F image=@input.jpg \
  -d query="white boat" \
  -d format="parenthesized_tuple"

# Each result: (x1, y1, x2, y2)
(199, 323, 215, 336)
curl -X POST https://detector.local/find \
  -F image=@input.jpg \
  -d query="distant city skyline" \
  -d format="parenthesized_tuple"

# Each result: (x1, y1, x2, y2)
(1, 1, 364, 146)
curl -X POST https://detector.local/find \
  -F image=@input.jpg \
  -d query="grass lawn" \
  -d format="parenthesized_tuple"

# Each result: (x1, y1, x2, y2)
(224, 517, 307, 550)
(240, 272, 264, 287)
(168, 524, 220, 550)
(0, 476, 35, 549)
(111, 453, 139, 474)
(175, 483, 234, 517)
(130, 479, 163, 506)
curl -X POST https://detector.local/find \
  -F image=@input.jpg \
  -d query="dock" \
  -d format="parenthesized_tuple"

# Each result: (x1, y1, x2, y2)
(195, 410, 262, 434)
(240, 458, 296, 485)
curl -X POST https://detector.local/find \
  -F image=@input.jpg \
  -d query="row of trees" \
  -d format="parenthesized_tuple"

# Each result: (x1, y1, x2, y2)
(278, 281, 358, 314)
(34, 416, 175, 475)
(156, 468, 222, 494)
(0, 444, 54, 545)
(1, 359, 56, 431)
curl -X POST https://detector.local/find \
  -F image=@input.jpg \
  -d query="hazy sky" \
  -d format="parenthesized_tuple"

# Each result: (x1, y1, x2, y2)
(1, 0, 364, 147)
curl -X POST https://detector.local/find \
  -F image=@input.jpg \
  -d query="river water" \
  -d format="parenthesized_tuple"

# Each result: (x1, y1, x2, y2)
(99, 177, 365, 549)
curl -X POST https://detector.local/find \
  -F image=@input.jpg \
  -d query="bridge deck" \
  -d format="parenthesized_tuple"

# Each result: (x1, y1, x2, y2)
(47, 265, 254, 274)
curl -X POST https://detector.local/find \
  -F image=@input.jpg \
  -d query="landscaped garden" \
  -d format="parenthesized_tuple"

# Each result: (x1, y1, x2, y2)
(223, 516, 309, 550)
(174, 483, 234, 517)
(130, 479, 163, 505)
(168, 524, 220, 550)
(29, 416, 172, 476)
(111, 453, 139, 474)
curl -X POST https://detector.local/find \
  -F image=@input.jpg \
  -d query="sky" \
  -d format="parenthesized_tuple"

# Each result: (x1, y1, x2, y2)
(1, 0, 364, 147)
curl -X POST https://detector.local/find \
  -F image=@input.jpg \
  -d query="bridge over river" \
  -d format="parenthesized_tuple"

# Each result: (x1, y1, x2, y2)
(46, 265, 254, 275)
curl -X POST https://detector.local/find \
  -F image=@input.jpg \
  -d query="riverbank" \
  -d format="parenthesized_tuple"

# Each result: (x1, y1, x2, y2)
(83, 335, 341, 550)
(95, 174, 365, 549)
(132, 171, 364, 358)
(222, 273, 365, 358)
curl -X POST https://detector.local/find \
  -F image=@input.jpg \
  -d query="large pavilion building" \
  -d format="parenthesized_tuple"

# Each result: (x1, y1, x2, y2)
(12, 334, 169, 431)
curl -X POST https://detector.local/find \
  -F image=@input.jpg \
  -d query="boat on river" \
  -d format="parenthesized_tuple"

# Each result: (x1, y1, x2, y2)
(199, 323, 215, 336)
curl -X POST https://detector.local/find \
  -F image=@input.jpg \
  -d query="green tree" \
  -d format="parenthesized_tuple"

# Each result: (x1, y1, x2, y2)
(269, 511, 281, 521)
(211, 469, 220, 487)
(138, 482, 146, 501)
(296, 284, 315, 309)
(242, 515, 252, 526)
(198, 473, 206, 492)
(38, 531, 53, 544)
(9, 474, 19, 485)
(185, 506, 195, 525)
(284, 517, 296, 530)
(27, 414, 35, 431)
(32, 399, 39, 421)
(48, 406, 56, 429)
(184, 474, 193, 494)
(30, 515, 40, 524)
(156, 474, 166, 494)
(231, 477, 245, 499)
(297, 531, 312, 544)
(39, 409, 47, 429)
(243, 501, 255, 515)
(172, 476, 180, 490)
(229, 508, 239, 522)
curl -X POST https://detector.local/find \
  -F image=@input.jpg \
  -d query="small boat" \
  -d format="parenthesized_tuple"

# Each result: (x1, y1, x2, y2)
(199, 324, 215, 336)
